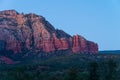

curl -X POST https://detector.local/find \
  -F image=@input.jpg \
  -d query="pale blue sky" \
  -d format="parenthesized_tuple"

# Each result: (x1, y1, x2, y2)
(0, 0, 120, 50)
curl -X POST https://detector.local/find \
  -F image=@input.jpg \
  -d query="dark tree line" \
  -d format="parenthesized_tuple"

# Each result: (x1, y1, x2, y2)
(0, 59, 118, 80)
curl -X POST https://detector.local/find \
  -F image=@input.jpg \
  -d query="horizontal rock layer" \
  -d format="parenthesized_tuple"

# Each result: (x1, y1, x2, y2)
(0, 10, 98, 54)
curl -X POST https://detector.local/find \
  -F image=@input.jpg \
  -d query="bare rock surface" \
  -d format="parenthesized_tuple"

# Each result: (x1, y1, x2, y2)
(0, 10, 98, 55)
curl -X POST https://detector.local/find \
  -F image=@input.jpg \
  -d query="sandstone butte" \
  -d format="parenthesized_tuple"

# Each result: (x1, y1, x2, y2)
(0, 10, 98, 56)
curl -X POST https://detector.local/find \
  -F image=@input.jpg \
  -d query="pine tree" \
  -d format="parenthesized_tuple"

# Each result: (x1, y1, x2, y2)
(89, 61, 99, 80)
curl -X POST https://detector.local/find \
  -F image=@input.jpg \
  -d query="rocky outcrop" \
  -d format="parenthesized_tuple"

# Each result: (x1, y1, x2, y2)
(0, 56, 14, 64)
(0, 10, 98, 55)
(72, 35, 98, 53)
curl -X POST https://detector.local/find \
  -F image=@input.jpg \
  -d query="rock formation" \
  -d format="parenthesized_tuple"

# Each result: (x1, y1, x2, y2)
(0, 10, 98, 55)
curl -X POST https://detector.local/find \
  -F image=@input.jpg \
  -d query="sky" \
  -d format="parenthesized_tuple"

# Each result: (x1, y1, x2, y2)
(0, 0, 120, 50)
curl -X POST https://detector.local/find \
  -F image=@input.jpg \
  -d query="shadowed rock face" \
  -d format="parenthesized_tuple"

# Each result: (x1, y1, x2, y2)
(0, 10, 98, 54)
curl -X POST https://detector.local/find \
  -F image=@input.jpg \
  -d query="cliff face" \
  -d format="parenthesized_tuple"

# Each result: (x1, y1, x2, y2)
(0, 10, 98, 55)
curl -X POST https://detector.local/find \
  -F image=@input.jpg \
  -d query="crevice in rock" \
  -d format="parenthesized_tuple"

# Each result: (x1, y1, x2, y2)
(26, 19, 35, 49)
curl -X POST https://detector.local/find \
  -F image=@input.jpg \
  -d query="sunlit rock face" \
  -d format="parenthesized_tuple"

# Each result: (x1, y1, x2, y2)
(72, 35, 98, 53)
(0, 10, 98, 54)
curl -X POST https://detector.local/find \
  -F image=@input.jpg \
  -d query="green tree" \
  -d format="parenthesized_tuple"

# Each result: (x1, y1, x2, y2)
(105, 59, 117, 80)
(88, 61, 99, 80)
(10, 67, 34, 80)
(77, 72, 89, 80)
(64, 68, 78, 80)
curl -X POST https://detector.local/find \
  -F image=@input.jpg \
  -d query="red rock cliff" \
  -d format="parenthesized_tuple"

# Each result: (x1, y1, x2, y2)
(0, 10, 98, 54)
